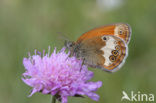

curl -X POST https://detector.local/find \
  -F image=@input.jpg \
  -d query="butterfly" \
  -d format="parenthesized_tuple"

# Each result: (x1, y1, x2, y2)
(65, 23, 132, 72)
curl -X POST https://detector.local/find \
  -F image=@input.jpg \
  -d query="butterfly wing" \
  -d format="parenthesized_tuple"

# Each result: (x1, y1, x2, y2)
(76, 35, 128, 72)
(77, 23, 131, 44)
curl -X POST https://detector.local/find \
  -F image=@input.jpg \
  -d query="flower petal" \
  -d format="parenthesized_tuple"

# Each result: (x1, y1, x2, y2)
(22, 47, 102, 102)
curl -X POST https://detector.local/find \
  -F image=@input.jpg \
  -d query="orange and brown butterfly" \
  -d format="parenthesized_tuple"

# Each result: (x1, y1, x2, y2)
(65, 23, 132, 72)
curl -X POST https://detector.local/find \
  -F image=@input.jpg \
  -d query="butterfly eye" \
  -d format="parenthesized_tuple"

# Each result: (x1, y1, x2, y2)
(109, 55, 116, 62)
(112, 50, 119, 56)
(65, 41, 75, 49)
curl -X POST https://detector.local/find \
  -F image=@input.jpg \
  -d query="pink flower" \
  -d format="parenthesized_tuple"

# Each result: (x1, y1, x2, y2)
(22, 47, 102, 103)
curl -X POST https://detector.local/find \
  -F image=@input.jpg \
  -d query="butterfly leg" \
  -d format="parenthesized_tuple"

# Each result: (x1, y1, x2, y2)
(80, 58, 85, 72)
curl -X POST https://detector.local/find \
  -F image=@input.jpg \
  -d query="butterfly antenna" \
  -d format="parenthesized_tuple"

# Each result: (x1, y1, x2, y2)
(57, 32, 70, 41)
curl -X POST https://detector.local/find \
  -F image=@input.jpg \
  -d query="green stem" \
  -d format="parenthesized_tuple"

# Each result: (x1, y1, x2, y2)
(51, 96, 56, 103)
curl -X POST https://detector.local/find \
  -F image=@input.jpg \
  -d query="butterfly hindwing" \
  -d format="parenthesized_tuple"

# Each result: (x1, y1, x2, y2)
(100, 35, 128, 72)
(76, 35, 128, 72)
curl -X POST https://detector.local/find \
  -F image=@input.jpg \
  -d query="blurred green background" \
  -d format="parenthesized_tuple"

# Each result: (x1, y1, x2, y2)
(0, 0, 156, 103)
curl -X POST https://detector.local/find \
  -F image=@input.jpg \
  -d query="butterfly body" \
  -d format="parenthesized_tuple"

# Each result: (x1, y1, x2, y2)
(65, 23, 131, 72)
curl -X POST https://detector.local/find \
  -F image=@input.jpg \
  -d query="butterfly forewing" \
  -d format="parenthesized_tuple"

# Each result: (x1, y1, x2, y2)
(77, 23, 131, 44)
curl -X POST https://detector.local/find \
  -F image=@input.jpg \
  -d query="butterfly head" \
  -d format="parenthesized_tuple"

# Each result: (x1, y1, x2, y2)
(64, 40, 76, 51)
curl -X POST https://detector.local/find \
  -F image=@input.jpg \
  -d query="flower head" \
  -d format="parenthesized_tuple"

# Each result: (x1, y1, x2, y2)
(22, 47, 102, 103)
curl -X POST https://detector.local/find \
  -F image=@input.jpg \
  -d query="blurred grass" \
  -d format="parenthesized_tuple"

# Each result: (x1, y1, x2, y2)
(0, 0, 156, 103)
